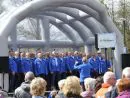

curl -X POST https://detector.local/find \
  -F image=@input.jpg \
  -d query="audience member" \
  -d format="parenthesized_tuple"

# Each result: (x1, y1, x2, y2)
(15, 71, 35, 98)
(116, 78, 130, 98)
(122, 67, 130, 79)
(81, 78, 96, 98)
(105, 67, 130, 98)
(30, 77, 47, 98)
(62, 76, 82, 98)
(96, 71, 116, 98)
(55, 79, 66, 98)
(0, 86, 8, 98)
(95, 76, 103, 93)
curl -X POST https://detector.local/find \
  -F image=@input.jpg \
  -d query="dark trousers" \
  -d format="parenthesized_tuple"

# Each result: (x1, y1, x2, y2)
(60, 72, 66, 79)
(72, 70, 79, 77)
(38, 73, 46, 80)
(16, 73, 25, 87)
(9, 73, 16, 92)
(51, 71, 60, 90)
(91, 70, 99, 78)
(46, 73, 51, 90)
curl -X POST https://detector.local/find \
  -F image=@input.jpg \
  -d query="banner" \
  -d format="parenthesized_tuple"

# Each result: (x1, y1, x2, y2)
(98, 33, 116, 48)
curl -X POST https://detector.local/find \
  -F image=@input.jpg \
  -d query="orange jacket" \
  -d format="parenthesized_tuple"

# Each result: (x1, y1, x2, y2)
(95, 83, 111, 98)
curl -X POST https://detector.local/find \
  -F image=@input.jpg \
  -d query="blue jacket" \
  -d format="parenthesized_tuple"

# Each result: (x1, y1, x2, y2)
(66, 56, 75, 71)
(88, 57, 99, 72)
(99, 59, 109, 74)
(49, 57, 61, 72)
(20, 58, 27, 73)
(30, 58, 36, 73)
(74, 62, 92, 82)
(60, 57, 67, 73)
(24, 58, 33, 72)
(34, 58, 48, 76)
(74, 56, 82, 65)
(9, 56, 17, 72)
(14, 57, 24, 73)
(46, 57, 51, 73)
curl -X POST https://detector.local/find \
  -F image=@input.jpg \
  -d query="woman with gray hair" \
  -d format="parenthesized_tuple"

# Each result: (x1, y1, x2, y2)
(81, 78, 96, 98)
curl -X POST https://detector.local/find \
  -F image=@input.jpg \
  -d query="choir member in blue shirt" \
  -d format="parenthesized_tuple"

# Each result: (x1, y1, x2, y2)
(73, 51, 82, 77)
(88, 54, 99, 78)
(24, 52, 33, 73)
(66, 52, 75, 75)
(14, 51, 23, 88)
(99, 54, 112, 75)
(34, 53, 48, 79)
(9, 50, 17, 92)
(59, 53, 67, 79)
(49, 52, 61, 89)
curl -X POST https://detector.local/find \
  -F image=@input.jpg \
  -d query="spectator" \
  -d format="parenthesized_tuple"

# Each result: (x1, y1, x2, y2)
(116, 78, 130, 98)
(62, 76, 82, 98)
(48, 90, 57, 98)
(55, 79, 66, 98)
(95, 76, 103, 93)
(30, 77, 47, 98)
(96, 71, 116, 98)
(0, 86, 8, 98)
(122, 67, 130, 79)
(15, 71, 35, 98)
(81, 78, 96, 98)
(105, 67, 130, 98)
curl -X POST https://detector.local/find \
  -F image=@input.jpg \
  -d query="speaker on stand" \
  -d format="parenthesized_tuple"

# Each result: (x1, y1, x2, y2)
(121, 53, 130, 69)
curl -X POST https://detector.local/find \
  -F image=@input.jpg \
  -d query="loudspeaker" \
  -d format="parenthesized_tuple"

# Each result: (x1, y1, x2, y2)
(0, 57, 9, 73)
(122, 54, 130, 69)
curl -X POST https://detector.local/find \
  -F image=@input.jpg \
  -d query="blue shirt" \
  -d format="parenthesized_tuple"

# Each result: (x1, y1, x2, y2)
(14, 57, 24, 73)
(88, 57, 99, 72)
(60, 57, 67, 73)
(66, 56, 75, 71)
(9, 56, 17, 72)
(74, 56, 82, 65)
(74, 62, 92, 82)
(20, 57, 27, 73)
(24, 58, 33, 72)
(49, 57, 61, 72)
(34, 58, 48, 76)
(99, 59, 112, 74)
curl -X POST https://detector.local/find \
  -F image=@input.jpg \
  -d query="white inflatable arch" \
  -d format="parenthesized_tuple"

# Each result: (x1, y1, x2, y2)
(0, 0, 124, 91)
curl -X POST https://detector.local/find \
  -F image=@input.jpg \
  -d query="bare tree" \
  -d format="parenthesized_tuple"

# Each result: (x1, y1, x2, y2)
(0, 0, 4, 14)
